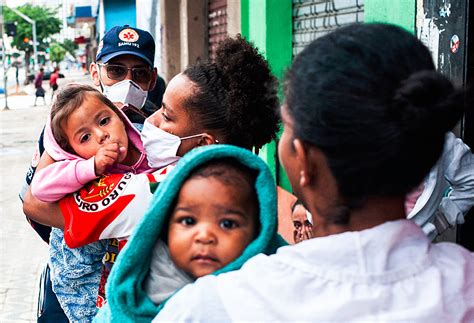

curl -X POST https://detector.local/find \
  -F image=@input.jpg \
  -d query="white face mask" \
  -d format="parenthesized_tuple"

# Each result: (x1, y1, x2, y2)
(141, 119, 210, 169)
(102, 79, 148, 109)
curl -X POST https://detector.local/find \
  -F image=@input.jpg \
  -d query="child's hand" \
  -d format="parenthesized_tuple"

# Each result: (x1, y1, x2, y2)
(94, 143, 126, 176)
(300, 225, 313, 241)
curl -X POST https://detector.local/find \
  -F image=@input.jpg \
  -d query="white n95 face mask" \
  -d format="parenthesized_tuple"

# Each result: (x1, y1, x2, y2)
(141, 119, 208, 169)
(102, 79, 148, 109)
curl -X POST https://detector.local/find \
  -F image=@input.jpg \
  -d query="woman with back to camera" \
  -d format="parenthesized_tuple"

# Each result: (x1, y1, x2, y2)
(155, 23, 474, 322)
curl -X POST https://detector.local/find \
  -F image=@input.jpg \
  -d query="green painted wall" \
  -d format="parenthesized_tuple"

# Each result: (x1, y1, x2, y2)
(239, 0, 417, 191)
(365, 0, 416, 33)
(241, 0, 293, 190)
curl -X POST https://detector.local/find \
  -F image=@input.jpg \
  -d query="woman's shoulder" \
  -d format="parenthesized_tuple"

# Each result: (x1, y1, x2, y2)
(431, 241, 474, 266)
(429, 242, 474, 298)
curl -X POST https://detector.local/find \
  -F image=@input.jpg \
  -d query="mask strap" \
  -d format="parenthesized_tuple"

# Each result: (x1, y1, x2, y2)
(97, 64, 105, 91)
(180, 133, 219, 143)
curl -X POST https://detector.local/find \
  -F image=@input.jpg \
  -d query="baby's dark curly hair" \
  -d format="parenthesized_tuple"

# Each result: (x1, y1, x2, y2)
(183, 35, 280, 150)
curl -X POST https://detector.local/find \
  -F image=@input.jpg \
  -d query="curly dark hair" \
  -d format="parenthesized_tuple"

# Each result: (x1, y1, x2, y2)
(183, 35, 280, 150)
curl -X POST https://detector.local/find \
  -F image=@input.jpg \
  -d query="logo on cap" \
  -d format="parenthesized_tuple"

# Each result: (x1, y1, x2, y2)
(119, 28, 139, 43)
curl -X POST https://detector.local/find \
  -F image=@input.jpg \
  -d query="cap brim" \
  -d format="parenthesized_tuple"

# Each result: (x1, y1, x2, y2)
(100, 51, 153, 67)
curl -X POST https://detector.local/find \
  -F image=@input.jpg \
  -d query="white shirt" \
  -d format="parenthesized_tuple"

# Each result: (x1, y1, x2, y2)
(155, 220, 474, 322)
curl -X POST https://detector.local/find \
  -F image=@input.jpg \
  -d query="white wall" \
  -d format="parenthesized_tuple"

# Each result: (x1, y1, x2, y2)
(137, 0, 162, 72)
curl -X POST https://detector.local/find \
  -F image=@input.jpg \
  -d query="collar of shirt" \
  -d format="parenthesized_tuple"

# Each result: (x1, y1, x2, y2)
(274, 219, 431, 284)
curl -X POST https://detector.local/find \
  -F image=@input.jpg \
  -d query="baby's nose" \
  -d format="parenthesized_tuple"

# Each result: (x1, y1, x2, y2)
(195, 226, 216, 244)
(97, 130, 110, 143)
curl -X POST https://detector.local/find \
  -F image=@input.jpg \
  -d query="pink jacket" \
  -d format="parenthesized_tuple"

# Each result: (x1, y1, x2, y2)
(31, 106, 152, 202)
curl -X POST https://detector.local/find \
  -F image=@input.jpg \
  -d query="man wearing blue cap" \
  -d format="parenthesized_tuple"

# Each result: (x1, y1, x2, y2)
(19, 26, 161, 322)
(91, 25, 160, 125)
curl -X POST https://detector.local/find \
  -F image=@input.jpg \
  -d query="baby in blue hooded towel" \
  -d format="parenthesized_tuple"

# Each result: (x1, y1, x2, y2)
(94, 145, 287, 322)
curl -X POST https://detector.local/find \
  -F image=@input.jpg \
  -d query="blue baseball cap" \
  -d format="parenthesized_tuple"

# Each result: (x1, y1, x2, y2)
(96, 25, 155, 67)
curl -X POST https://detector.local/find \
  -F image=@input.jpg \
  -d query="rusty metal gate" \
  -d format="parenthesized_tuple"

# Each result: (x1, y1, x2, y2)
(292, 0, 364, 57)
(208, 0, 227, 61)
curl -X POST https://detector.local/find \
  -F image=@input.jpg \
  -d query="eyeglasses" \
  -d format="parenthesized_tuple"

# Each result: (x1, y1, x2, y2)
(97, 63, 152, 84)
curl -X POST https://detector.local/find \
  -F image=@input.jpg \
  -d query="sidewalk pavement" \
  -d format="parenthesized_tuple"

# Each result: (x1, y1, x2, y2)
(0, 69, 95, 322)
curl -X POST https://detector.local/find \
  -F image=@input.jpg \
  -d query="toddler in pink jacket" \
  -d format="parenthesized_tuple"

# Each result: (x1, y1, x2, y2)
(31, 84, 151, 201)
(30, 84, 152, 321)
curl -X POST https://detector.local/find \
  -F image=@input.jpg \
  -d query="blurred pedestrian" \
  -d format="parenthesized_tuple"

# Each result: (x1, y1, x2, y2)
(15, 64, 20, 93)
(34, 67, 46, 106)
(49, 67, 60, 101)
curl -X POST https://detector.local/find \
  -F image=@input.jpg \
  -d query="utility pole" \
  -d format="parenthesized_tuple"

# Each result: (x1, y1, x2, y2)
(62, 0, 68, 42)
(9, 7, 37, 71)
(1, 4, 9, 110)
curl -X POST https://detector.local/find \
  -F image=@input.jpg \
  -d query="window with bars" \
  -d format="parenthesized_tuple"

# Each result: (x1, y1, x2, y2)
(208, 0, 228, 61)
(292, 0, 364, 56)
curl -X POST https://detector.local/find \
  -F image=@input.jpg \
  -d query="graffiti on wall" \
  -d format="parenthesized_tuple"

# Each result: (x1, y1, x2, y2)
(416, 0, 466, 85)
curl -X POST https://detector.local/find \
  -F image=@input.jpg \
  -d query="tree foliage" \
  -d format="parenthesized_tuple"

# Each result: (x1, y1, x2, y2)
(61, 39, 79, 57)
(4, 4, 61, 53)
(49, 42, 66, 63)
